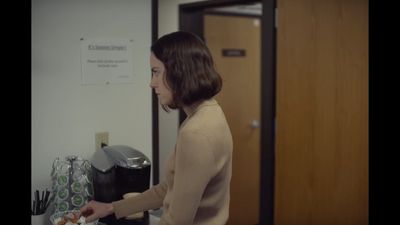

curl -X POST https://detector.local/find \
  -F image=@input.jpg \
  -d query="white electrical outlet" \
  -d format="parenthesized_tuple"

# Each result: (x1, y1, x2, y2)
(95, 132, 109, 151)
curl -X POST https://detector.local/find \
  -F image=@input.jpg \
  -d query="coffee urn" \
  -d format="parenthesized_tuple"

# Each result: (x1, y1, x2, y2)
(91, 145, 151, 225)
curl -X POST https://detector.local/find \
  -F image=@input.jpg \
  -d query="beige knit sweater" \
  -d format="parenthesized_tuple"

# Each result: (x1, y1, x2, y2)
(112, 98, 233, 225)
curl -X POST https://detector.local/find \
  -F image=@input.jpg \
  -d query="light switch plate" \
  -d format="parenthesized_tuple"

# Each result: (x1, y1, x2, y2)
(95, 132, 109, 151)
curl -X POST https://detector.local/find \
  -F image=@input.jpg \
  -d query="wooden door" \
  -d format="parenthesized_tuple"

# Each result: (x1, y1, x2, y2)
(275, 0, 368, 224)
(205, 14, 261, 225)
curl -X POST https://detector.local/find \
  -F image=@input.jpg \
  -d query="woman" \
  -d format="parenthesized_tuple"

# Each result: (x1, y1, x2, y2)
(80, 31, 233, 225)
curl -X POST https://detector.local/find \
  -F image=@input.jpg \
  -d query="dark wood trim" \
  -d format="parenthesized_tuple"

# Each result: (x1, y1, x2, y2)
(179, 1, 276, 225)
(179, 7, 205, 43)
(260, 1, 276, 225)
(179, 109, 186, 125)
(151, 0, 159, 186)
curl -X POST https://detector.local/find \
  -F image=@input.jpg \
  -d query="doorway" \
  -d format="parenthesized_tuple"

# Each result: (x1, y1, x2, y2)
(179, 1, 276, 225)
(205, 13, 261, 225)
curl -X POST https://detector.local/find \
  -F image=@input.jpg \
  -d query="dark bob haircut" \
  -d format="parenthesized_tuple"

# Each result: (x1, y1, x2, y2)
(151, 31, 222, 110)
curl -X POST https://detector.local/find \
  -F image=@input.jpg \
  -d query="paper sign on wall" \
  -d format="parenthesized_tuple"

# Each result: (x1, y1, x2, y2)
(80, 38, 134, 85)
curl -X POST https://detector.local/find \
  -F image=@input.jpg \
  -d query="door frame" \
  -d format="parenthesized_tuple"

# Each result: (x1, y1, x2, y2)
(151, 0, 160, 187)
(179, 1, 276, 225)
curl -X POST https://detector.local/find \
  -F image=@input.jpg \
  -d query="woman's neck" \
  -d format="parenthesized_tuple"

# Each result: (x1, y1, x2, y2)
(183, 100, 203, 117)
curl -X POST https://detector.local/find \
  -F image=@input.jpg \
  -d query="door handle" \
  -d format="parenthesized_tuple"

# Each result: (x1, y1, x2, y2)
(250, 119, 260, 129)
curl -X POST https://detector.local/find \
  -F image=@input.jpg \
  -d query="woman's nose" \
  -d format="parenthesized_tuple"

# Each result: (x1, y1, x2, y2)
(149, 76, 157, 88)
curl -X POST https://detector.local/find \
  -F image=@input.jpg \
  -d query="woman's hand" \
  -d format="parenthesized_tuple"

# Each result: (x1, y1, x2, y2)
(79, 200, 114, 223)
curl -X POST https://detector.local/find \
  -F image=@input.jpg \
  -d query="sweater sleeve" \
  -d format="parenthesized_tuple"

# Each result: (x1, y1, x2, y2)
(159, 131, 216, 225)
(113, 181, 167, 219)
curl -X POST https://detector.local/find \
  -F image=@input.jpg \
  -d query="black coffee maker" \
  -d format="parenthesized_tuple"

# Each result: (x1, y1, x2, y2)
(91, 145, 151, 225)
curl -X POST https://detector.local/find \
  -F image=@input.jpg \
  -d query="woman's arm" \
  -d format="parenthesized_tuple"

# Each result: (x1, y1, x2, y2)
(113, 181, 168, 219)
(80, 200, 114, 223)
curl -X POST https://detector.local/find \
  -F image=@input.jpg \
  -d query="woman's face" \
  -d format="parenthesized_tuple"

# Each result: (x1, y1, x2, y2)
(149, 52, 173, 106)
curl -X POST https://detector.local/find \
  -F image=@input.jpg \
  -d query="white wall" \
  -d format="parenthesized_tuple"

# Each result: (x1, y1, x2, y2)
(157, 0, 207, 182)
(32, 0, 152, 195)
